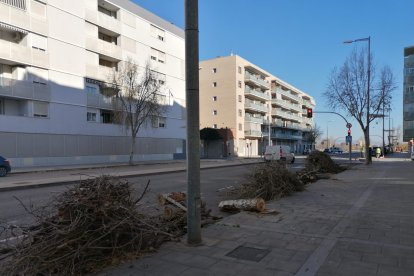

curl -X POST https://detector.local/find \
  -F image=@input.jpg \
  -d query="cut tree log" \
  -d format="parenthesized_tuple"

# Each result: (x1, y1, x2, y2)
(218, 198, 266, 212)
(159, 194, 187, 212)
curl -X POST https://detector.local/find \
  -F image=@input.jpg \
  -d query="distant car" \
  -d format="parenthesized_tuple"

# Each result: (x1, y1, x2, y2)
(323, 148, 331, 153)
(330, 147, 343, 154)
(303, 148, 311, 155)
(411, 151, 414, 161)
(0, 156, 11, 177)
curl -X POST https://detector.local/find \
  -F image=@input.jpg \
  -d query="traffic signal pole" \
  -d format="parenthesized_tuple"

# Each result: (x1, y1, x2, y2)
(313, 111, 353, 163)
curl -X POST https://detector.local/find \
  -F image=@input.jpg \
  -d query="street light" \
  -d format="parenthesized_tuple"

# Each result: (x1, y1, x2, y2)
(326, 120, 332, 149)
(344, 36, 371, 163)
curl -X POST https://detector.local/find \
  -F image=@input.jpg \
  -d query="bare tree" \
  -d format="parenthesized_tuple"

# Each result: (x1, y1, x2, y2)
(306, 125, 323, 145)
(109, 59, 167, 165)
(324, 48, 396, 164)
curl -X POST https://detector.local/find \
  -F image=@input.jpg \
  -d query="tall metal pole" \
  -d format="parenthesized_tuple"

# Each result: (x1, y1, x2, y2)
(382, 88, 385, 156)
(185, 0, 201, 245)
(366, 37, 371, 164)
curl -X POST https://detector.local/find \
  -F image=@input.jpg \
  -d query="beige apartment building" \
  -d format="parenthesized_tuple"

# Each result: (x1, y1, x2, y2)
(0, 0, 186, 167)
(200, 55, 315, 157)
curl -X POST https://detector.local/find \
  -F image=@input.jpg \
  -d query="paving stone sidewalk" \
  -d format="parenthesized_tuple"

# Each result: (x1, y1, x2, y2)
(100, 159, 414, 276)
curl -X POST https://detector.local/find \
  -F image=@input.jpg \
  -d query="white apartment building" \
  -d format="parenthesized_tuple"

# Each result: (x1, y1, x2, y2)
(0, 0, 186, 167)
(200, 55, 315, 157)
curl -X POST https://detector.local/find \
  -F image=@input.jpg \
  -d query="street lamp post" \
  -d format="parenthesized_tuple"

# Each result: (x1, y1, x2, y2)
(344, 36, 371, 164)
(326, 120, 331, 149)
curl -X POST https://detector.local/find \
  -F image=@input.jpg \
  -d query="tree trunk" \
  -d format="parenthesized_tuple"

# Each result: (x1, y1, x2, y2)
(218, 198, 266, 212)
(129, 137, 136, 165)
(363, 129, 372, 165)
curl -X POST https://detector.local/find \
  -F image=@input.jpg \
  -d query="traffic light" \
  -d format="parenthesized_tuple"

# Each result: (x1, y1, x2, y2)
(306, 108, 313, 118)
(347, 129, 351, 136)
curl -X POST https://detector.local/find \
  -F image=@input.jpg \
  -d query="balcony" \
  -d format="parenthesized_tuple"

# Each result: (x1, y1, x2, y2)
(245, 115, 264, 124)
(85, 64, 116, 81)
(301, 99, 316, 108)
(244, 72, 270, 89)
(274, 88, 301, 102)
(0, 77, 50, 101)
(86, 92, 117, 109)
(272, 98, 301, 112)
(85, 9, 121, 34)
(244, 129, 262, 138)
(0, 40, 49, 68)
(244, 100, 268, 113)
(244, 86, 270, 101)
(271, 108, 301, 122)
(405, 55, 414, 68)
(271, 132, 302, 140)
(85, 36, 122, 60)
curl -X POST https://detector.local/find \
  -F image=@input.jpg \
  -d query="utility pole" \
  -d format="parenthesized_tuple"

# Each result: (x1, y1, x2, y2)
(185, 0, 201, 245)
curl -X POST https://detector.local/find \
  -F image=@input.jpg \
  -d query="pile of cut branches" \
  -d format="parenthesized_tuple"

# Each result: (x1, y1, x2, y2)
(239, 162, 304, 201)
(305, 151, 344, 173)
(0, 176, 185, 275)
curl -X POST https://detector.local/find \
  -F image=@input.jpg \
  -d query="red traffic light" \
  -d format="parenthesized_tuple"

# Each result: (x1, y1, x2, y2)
(347, 129, 351, 136)
(306, 108, 313, 118)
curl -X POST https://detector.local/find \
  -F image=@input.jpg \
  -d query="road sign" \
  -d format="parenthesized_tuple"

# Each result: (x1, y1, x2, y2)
(346, 135, 352, 145)
(346, 123, 352, 128)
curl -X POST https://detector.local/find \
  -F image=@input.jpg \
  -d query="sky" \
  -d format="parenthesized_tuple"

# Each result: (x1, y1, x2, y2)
(133, 0, 414, 146)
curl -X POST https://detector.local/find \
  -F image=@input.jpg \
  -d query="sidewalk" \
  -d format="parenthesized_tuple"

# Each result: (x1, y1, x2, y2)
(99, 159, 414, 276)
(0, 158, 263, 191)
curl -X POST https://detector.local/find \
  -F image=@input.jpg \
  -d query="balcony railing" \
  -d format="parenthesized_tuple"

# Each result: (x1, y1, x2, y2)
(244, 86, 270, 101)
(244, 72, 270, 89)
(85, 36, 122, 60)
(271, 132, 302, 140)
(0, 40, 49, 68)
(244, 129, 262, 137)
(272, 98, 301, 112)
(86, 92, 117, 109)
(245, 116, 264, 124)
(85, 8, 121, 34)
(0, 77, 50, 101)
(85, 64, 117, 81)
(244, 100, 268, 113)
(274, 88, 301, 102)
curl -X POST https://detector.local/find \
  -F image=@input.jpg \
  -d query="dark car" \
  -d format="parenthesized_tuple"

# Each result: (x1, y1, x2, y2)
(0, 156, 11, 177)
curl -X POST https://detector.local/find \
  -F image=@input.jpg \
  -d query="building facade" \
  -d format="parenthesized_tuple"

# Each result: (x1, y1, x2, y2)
(403, 46, 414, 142)
(199, 55, 315, 157)
(0, 0, 186, 167)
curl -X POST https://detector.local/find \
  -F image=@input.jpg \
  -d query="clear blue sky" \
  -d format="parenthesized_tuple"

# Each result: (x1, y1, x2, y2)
(133, 0, 414, 146)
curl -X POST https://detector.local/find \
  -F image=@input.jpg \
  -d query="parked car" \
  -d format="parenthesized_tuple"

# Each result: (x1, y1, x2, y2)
(0, 156, 11, 177)
(264, 145, 295, 163)
(330, 147, 343, 154)
(323, 148, 331, 153)
(411, 151, 414, 161)
(303, 148, 311, 155)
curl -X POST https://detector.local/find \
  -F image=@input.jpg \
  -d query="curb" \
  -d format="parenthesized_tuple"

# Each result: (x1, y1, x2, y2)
(0, 160, 263, 192)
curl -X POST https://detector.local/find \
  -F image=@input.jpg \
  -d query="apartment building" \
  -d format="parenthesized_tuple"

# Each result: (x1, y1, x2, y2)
(199, 55, 315, 157)
(404, 46, 414, 142)
(0, 0, 186, 167)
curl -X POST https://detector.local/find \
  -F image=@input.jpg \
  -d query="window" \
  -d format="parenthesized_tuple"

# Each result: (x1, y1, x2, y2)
(212, 82, 217, 87)
(150, 48, 166, 64)
(213, 124, 217, 129)
(213, 110, 217, 115)
(213, 96, 217, 101)
(31, 33, 47, 52)
(152, 117, 166, 128)
(86, 85, 98, 94)
(150, 25, 165, 42)
(101, 109, 114, 124)
(98, 5, 117, 19)
(238, 81, 242, 88)
(87, 112, 97, 122)
(238, 109, 242, 117)
(238, 66, 242, 74)
(238, 95, 242, 102)
(33, 101, 48, 118)
(98, 32, 117, 45)
(212, 68, 217, 73)
(238, 123, 242, 131)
